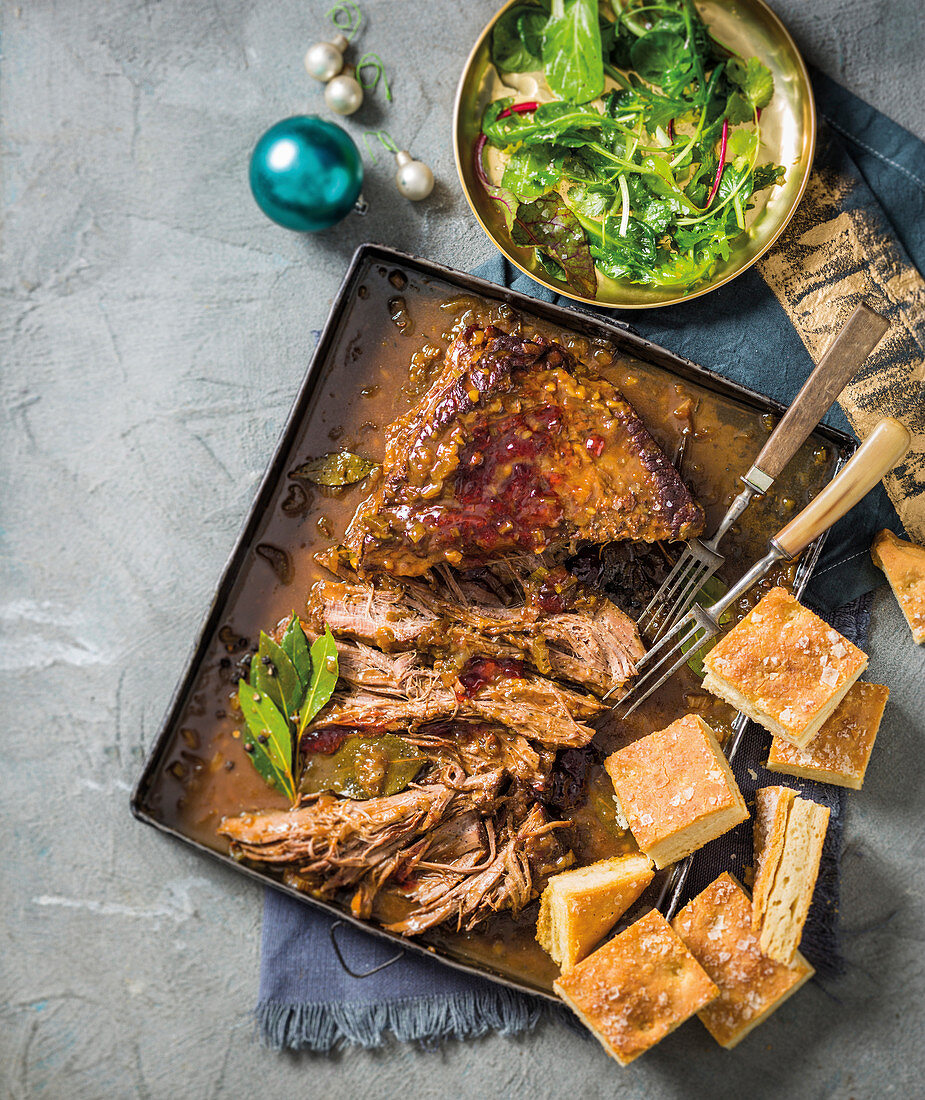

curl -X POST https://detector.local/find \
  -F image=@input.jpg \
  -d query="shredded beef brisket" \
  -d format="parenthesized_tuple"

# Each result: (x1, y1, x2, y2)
(306, 570, 644, 697)
(220, 765, 571, 930)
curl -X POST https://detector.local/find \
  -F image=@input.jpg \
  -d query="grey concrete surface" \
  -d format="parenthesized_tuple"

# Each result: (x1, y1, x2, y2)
(2, 2, 924, 1098)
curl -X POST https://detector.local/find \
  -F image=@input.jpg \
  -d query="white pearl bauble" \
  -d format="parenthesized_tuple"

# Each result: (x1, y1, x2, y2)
(304, 35, 347, 82)
(324, 73, 363, 116)
(394, 150, 434, 201)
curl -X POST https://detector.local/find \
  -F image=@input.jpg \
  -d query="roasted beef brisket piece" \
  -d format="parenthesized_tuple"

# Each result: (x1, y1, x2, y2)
(344, 325, 704, 577)
(220, 764, 572, 931)
(306, 570, 644, 697)
(317, 665, 601, 749)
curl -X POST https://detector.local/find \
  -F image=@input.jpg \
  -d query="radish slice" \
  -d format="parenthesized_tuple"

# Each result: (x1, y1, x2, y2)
(475, 103, 539, 190)
(498, 101, 539, 119)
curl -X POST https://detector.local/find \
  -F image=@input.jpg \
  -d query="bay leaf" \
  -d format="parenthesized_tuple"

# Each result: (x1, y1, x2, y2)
(300, 734, 425, 800)
(237, 679, 295, 801)
(290, 452, 380, 488)
(253, 631, 303, 724)
(280, 613, 313, 687)
(298, 627, 339, 735)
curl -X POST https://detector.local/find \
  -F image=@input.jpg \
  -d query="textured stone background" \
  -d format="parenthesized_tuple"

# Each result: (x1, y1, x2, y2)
(2, 2, 924, 1097)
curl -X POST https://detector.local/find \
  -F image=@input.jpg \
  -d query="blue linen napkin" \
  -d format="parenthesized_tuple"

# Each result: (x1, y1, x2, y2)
(256, 71, 925, 1051)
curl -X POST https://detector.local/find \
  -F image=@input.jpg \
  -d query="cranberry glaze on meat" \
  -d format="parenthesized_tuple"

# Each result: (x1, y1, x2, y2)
(345, 326, 705, 577)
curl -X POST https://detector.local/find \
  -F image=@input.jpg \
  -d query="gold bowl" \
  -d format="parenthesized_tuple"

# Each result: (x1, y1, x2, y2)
(453, 0, 816, 310)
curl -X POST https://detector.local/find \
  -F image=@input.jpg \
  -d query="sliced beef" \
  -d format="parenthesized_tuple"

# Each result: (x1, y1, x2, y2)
(385, 799, 573, 935)
(221, 765, 499, 878)
(343, 325, 704, 577)
(306, 580, 438, 648)
(406, 720, 554, 787)
(334, 639, 419, 692)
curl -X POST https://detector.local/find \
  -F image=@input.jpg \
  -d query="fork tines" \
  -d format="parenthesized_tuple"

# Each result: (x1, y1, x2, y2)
(615, 605, 716, 718)
(637, 539, 723, 643)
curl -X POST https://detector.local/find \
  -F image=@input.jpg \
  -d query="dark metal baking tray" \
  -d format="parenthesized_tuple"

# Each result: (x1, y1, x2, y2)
(131, 242, 856, 1004)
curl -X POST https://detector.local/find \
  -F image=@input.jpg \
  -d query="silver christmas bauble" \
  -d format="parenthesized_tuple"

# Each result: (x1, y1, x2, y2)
(394, 150, 434, 201)
(324, 73, 364, 116)
(304, 35, 347, 82)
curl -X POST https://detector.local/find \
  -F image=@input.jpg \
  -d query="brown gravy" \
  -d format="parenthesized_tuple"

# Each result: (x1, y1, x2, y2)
(142, 259, 837, 993)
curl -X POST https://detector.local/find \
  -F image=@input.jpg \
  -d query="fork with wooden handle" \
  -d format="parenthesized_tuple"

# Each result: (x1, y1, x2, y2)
(617, 416, 911, 718)
(637, 303, 891, 644)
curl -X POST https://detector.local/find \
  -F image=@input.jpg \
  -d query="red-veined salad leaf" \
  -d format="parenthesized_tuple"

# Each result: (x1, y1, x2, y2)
(510, 194, 598, 297)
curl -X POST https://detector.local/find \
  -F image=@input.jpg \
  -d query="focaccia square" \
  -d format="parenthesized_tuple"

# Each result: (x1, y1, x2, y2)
(603, 715, 748, 870)
(752, 787, 830, 964)
(554, 908, 718, 1065)
(537, 853, 654, 971)
(871, 529, 925, 644)
(672, 872, 814, 1049)
(766, 681, 889, 790)
(701, 587, 868, 748)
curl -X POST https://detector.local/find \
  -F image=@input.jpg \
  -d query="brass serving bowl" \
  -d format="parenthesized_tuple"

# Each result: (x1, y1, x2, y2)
(453, 0, 816, 309)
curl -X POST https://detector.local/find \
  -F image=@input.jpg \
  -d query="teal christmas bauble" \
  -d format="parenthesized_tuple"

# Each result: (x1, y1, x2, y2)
(249, 116, 363, 232)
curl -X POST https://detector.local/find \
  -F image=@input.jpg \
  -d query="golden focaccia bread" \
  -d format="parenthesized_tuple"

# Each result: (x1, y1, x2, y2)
(554, 908, 718, 1066)
(604, 714, 748, 869)
(766, 681, 889, 789)
(871, 528, 925, 643)
(536, 853, 654, 971)
(752, 787, 830, 964)
(701, 587, 867, 748)
(672, 872, 814, 1049)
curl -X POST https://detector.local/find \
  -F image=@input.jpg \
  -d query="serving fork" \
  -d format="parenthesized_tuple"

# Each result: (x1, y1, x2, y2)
(637, 304, 890, 644)
(617, 416, 911, 718)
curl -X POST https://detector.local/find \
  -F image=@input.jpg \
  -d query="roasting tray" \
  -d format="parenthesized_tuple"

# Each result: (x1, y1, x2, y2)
(131, 243, 856, 1003)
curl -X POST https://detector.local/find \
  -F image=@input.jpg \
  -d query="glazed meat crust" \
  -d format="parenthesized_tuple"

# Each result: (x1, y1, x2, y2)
(345, 325, 704, 577)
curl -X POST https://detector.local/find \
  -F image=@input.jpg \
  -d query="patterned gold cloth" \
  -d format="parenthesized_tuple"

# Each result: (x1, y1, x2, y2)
(760, 158, 925, 540)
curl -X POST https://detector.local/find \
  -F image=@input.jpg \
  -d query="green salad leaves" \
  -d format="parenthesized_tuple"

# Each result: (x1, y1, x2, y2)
(483, 0, 785, 296)
(545, 0, 604, 103)
(237, 615, 338, 804)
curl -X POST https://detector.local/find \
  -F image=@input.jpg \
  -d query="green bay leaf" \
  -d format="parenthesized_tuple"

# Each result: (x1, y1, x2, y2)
(280, 613, 313, 687)
(298, 626, 339, 736)
(300, 734, 425, 800)
(290, 452, 380, 488)
(237, 679, 295, 801)
(253, 631, 303, 724)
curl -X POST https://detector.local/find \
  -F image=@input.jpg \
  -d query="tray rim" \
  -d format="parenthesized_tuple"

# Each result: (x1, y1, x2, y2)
(131, 241, 856, 1004)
